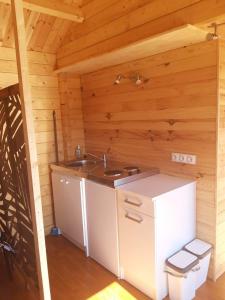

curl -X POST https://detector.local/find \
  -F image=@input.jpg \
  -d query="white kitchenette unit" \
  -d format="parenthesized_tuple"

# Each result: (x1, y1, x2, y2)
(51, 165, 196, 300)
(117, 174, 196, 300)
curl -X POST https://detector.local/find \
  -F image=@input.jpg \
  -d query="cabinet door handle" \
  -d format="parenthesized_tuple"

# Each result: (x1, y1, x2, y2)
(65, 181, 69, 185)
(124, 198, 142, 207)
(60, 179, 65, 183)
(125, 213, 143, 224)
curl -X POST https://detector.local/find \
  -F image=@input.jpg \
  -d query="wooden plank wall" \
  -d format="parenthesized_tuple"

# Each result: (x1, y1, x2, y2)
(0, 47, 63, 234)
(58, 73, 85, 160)
(216, 39, 225, 279)
(80, 40, 218, 278)
(56, 0, 225, 70)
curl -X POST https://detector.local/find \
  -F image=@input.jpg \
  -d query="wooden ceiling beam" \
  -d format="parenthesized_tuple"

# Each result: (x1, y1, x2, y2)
(1, 0, 84, 22)
(54, 25, 209, 74)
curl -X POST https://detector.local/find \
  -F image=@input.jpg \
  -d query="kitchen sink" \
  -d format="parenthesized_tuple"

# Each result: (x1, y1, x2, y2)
(104, 170, 123, 177)
(65, 159, 97, 167)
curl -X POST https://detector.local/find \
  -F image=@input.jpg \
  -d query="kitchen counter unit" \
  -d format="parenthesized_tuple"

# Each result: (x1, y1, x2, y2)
(50, 159, 159, 278)
(116, 173, 194, 198)
(116, 173, 196, 300)
(50, 159, 159, 188)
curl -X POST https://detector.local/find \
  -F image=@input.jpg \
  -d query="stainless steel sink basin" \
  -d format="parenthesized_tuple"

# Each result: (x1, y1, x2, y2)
(65, 159, 97, 167)
(104, 170, 123, 177)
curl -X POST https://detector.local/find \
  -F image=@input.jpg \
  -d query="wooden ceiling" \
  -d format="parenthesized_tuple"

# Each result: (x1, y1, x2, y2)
(55, 0, 225, 73)
(0, 0, 84, 53)
(1, 0, 225, 57)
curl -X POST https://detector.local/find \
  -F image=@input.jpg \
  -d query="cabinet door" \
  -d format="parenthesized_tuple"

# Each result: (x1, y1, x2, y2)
(63, 176, 84, 247)
(52, 172, 84, 248)
(86, 180, 119, 276)
(118, 207, 156, 299)
(52, 172, 67, 231)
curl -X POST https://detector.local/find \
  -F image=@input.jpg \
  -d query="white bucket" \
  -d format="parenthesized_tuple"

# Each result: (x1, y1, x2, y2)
(184, 239, 212, 289)
(166, 250, 199, 300)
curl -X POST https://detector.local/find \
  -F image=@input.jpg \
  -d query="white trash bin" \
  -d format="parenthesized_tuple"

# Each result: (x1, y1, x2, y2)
(184, 239, 212, 289)
(166, 250, 199, 300)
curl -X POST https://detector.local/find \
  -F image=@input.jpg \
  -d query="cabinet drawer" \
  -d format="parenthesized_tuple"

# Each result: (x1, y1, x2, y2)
(117, 190, 154, 217)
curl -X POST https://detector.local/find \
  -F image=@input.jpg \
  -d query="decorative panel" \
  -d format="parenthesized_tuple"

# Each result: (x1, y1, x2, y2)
(0, 84, 37, 284)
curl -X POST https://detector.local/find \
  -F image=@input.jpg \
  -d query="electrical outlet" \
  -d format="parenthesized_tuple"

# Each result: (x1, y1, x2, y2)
(171, 153, 197, 165)
(186, 155, 196, 165)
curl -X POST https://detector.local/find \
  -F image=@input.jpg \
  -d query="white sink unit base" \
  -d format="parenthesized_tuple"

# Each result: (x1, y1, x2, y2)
(117, 174, 196, 300)
(51, 171, 85, 249)
(51, 169, 196, 300)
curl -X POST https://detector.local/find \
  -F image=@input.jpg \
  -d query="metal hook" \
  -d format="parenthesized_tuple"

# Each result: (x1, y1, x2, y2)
(207, 22, 219, 40)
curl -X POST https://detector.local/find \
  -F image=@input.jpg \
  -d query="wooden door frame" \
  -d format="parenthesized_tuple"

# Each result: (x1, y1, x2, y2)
(11, 1, 51, 299)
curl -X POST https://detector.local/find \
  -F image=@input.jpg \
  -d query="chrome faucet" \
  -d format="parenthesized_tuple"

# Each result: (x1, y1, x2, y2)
(86, 152, 107, 168)
(103, 153, 107, 168)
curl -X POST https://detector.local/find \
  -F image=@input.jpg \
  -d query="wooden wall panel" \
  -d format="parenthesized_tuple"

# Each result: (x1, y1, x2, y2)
(216, 39, 225, 279)
(57, 0, 225, 70)
(81, 40, 218, 278)
(0, 47, 63, 234)
(58, 73, 85, 160)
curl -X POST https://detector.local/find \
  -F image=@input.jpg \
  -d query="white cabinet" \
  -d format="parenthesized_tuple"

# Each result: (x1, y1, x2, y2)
(51, 170, 196, 300)
(85, 180, 119, 276)
(118, 208, 155, 296)
(51, 172, 84, 249)
(117, 174, 196, 300)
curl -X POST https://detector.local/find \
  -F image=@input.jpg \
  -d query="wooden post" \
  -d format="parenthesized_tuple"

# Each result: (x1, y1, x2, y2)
(11, 1, 51, 300)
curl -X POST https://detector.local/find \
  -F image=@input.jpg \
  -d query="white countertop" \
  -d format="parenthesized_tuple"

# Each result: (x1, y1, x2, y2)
(116, 174, 195, 198)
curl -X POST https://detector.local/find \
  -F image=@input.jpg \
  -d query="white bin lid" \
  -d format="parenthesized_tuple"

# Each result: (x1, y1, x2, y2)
(166, 250, 199, 274)
(184, 239, 212, 259)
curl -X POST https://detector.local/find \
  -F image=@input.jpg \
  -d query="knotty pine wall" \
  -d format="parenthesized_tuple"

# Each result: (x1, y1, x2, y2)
(57, 0, 225, 70)
(0, 47, 63, 234)
(58, 73, 85, 160)
(80, 40, 218, 278)
(216, 39, 225, 279)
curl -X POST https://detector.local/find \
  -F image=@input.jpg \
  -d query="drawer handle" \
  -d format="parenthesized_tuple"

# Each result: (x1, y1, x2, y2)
(124, 198, 142, 207)
(125, 213, 143, 224)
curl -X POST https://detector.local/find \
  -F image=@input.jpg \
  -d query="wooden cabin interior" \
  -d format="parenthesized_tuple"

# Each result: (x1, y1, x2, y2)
(1, 1, 225, 299)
